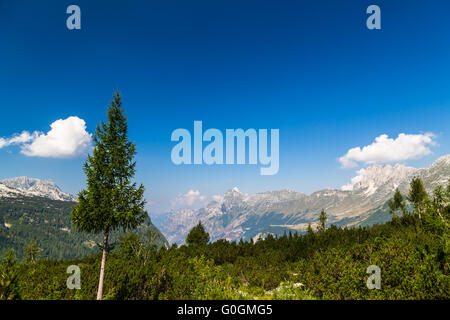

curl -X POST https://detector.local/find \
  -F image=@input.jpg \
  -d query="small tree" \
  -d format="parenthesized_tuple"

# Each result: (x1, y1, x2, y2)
(388, 188, 406, 216)
(432, 185, 449, 222)
(318, 209, 327, 232)
(71, 91, 146, 300)
(186, 222, 210, 246)
(446, 182, 450, 220)
(306, 223, 315, 238)
(0, 250, 19, 300)
(407, 177, 428, 220)
(24, 240, 42, 264)
(118, 230, 158, 265)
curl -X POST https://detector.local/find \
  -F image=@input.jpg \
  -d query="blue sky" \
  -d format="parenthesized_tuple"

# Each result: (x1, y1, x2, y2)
(0, 0, 449, 213)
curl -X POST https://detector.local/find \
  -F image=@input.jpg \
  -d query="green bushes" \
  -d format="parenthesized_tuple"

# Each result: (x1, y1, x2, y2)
(9, 212, 447, 300)
(0, 249, 20, 300)
(2, 180, 449, 300)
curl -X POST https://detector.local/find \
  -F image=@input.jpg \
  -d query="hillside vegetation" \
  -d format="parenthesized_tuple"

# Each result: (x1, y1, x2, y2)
(1, 178, 448, 300)
(0, 196, 168, 261)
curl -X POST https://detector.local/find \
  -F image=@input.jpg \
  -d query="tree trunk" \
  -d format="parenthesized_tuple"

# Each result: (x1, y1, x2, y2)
(96, 229, 109, 300)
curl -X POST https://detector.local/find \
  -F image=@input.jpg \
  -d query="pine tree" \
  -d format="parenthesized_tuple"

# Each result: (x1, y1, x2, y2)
(24, 240, 42, 264)
(446, 182, 450, 220)
(306, 223, 315, 239)
(186, 222, 210, 246)
(306, 223, 314, 234)
(432, 185, 449, 222)
(0, 250, 19, 300)
(71, 91, 146, 300)
(318, 209, 327, 231)
(388, 188, 406, 216)
(407, 177, 428, 220)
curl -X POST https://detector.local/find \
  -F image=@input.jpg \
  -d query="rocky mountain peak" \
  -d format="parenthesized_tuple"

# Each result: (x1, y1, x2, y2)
(221, 187, 247, 209)
(431, 154, 450, 167)
(2, 176, 54, 189)
(0, 177, 76, 201)
(341, 163, 417, 195)
(223, 187, 246, 201)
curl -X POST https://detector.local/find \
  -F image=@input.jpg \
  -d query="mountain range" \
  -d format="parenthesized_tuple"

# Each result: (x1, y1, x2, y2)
(0, 177, 168, 260)
(0, 176, 76, 201)
(1, 155, 449, 248)
(154, 154, 450, 244)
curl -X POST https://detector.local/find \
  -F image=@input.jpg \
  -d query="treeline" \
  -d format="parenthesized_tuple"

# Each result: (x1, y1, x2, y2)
(0, 196, 94, 260)
(1, 177, 449, 300)
(0, 196, 167, 261)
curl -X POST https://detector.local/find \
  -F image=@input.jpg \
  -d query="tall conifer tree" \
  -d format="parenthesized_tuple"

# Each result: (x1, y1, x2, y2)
(71, 91, 146, 300)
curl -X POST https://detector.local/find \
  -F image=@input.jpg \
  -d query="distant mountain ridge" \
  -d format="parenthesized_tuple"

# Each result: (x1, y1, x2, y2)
(0, 176, 76, 201)
(156, 155, 450, 244)
(0, 195, 169, 260)
(0, 177, 169, 260)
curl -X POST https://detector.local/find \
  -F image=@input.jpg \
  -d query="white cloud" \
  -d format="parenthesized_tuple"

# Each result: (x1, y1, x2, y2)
(0, 131, 39, 149)
(0, 116, 92, 158)
(171, 189, 207, 209)
(339, 133, 436, 168)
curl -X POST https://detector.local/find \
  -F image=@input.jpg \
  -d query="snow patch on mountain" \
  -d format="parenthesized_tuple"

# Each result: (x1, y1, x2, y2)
(0, 176, 76, 201)
(341, 164, 417, 195)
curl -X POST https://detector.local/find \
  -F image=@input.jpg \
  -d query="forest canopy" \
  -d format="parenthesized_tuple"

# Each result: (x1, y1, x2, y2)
(1, 178, 448, 300)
